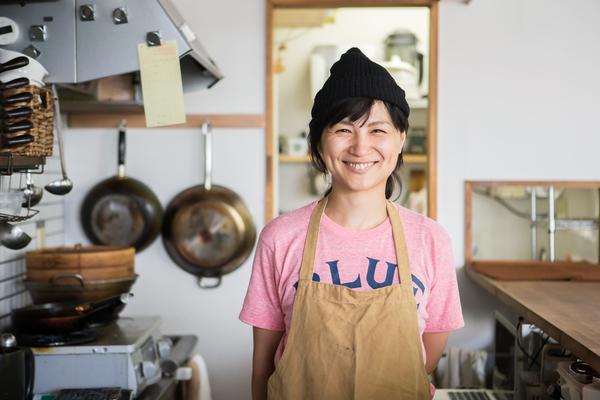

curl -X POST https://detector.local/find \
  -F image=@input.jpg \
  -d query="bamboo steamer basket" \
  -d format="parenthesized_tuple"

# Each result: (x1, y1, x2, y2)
(26, 245, 135, 283)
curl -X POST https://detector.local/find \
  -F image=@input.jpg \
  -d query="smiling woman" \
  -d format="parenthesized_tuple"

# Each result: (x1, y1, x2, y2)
(240, 47, 464, 400)
(309, 97, 408, 200)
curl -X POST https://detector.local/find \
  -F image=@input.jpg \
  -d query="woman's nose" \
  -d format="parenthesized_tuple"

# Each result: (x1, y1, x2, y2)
(349, 131, 371, 155)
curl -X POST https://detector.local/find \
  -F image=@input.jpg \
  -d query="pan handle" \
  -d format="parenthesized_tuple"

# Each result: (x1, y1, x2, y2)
(197, 276, 221, 289)
(49, 273, 85, 286)
(201, 121, 212, 191)
(117, 120, 127, 177)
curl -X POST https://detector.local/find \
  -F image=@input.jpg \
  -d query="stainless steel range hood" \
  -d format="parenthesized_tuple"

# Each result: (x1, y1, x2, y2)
(0, 0, 223, 90)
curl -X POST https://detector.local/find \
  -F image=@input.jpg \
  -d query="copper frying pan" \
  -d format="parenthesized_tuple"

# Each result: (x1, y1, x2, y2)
(162, 122, 256, 288)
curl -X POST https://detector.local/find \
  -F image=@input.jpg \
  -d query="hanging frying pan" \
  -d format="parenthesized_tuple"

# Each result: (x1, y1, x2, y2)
(81, 121, 162, 252)
(162, 122, 256, 288)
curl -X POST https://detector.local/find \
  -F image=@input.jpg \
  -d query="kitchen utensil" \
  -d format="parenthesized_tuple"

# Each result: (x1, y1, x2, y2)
(0, 85, 53, 158)
(25, 274, 138, 304)
(558, 361, 588, 400)
(2, 134, 34, 147)
(0, 56, 29, 74)
(0, 49, 46, 87)
(26, 245, 135, 283)
(0, 333, 35, 400)
(21, 171, 43, 207)
(0, 220, 31, 249)
(1, 119, 33, 133)
(381, 55, 421, 100)
(80, 121, 162, 252)
(0, 106, 33, 120)
(45, 85, 72, 195)
(11, 293, 132, 334)
(0, 91, 32, 106)
(384, 29, 424, 85)
(162, 121, 256, 288)
(0, 77, 29, 91)
(570, 361, 597, 383)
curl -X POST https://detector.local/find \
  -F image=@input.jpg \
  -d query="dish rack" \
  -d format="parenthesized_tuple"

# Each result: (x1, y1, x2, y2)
(0, 172, 41, 223)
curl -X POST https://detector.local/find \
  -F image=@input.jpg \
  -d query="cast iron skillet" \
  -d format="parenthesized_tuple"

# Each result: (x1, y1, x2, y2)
(81, 121, 162, 252)
(162, 122, 256, 288)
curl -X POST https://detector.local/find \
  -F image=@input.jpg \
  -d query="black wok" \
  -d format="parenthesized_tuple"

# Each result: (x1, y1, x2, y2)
(11, 293, 132, 334)
(81, 121, 162, 252)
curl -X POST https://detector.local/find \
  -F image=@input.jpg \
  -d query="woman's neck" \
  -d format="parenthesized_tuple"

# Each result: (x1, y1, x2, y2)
(324, 187, 388, 230)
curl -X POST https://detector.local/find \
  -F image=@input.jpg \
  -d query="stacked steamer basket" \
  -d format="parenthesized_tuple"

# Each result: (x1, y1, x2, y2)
(0, 83, 54, 158)
(0, 49, 53, 159)
(24, 245, 137, 304)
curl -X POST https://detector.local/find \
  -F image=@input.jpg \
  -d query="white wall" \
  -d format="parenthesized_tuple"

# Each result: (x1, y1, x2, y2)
(62, 0, 600, 398)
(438, 0, 600, 350)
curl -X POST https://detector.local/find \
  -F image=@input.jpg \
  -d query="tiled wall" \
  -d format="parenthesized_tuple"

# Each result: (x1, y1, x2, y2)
(0, 144, 64, 330)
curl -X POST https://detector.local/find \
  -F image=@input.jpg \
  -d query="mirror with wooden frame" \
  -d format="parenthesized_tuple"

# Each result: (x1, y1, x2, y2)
(265, 0, 439, 223)
(465, 181, 600, 281)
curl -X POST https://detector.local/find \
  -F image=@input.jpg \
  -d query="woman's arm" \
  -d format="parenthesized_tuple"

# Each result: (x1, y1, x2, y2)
(252, 327, 284, 400)
(422, 331, 449, 375)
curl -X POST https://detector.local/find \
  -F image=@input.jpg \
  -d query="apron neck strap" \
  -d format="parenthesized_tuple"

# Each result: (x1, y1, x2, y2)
(299, 197, 328, 281)
(299, 196, 413, 289)
(386, 199, 413, 289)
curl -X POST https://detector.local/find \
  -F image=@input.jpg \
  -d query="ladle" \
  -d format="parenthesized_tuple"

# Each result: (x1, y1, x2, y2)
(0, 220, 31, 250)
(22, 172, 43, 207)
(44, 85, 73, 195)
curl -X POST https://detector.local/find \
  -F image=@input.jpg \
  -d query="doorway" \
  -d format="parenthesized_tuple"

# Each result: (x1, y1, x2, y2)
(265, 0, 439, 222)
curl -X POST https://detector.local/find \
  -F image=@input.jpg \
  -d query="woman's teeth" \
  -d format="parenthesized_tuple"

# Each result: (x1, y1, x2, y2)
(344, 161, 376, 171)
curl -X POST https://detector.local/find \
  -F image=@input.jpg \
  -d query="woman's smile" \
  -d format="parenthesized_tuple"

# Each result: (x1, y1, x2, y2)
(342, 160, 379, 173)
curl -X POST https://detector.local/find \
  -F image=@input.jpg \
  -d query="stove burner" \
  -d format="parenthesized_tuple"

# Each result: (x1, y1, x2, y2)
(18, 330, 98, 347)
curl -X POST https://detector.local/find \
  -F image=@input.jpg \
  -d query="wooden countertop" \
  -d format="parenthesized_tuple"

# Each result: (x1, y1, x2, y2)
(466, 266, 600, 372)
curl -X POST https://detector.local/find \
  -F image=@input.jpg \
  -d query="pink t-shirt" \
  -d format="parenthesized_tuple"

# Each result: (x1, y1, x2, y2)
(240, 200, 464, 374)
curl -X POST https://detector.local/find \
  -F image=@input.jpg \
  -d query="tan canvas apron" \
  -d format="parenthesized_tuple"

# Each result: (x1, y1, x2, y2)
(267, 196, 431, 400)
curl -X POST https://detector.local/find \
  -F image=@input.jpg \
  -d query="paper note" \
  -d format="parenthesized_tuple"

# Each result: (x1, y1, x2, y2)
(137, 40, 186, 127)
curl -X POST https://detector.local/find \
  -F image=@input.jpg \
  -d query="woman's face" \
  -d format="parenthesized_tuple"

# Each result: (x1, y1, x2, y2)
(319, 100, 406, 195)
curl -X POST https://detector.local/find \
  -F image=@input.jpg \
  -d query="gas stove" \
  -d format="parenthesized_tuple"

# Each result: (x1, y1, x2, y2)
(29, 316, 197, 398)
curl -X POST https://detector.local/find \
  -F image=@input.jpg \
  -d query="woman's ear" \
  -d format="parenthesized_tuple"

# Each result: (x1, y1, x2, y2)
(399, 131, 407, 154)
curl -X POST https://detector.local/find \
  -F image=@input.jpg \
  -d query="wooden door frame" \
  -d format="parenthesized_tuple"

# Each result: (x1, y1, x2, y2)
(265, 0, 439, 223)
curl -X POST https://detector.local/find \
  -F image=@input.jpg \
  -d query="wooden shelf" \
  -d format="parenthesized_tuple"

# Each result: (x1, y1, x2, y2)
(279, 154, 311, 163)
(279, 153, 427, 164)
(404, 154, 427, 163)
(67, 112, 265, 129)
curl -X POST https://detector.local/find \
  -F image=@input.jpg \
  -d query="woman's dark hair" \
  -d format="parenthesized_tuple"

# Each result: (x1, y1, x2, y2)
(307, 97, 409, 200)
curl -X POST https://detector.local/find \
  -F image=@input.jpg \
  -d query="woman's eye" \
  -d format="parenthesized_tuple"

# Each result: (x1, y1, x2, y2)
(335, 128, 351, 133)
(372, 129, 387, 134)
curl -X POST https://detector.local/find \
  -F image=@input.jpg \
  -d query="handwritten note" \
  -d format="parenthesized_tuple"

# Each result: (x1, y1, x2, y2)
(137, 40, 186, 127)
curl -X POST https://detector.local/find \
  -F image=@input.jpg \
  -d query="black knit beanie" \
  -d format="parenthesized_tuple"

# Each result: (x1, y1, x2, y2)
(311, 47, 410, 119)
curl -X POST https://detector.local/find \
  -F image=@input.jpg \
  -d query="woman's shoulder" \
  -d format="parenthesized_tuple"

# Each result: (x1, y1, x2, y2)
(258, 200, 318, 248)
(393, 202, 451, 242)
